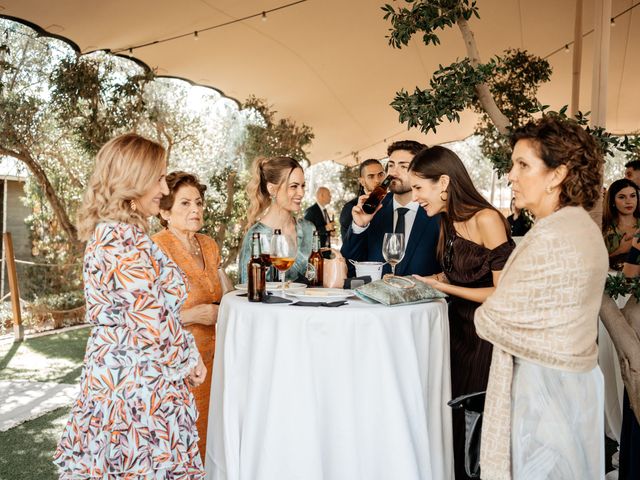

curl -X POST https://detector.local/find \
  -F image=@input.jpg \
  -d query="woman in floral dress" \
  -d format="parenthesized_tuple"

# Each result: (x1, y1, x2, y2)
(53, 133, 206, 479)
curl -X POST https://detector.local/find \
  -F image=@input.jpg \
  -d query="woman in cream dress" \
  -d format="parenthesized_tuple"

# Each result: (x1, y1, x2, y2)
(474, 116, 608, 480)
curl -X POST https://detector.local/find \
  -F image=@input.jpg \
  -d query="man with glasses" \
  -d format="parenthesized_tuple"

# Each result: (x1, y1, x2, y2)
(341, 140, 440, 277)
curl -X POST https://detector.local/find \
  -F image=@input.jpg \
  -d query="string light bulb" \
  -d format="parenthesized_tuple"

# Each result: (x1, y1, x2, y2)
(564, 44, 570, 52)
(611, 17, 616, 27)
(128, 47, 133, 54)
(261, 11, 267, 21)
(194, 31, 199, 40)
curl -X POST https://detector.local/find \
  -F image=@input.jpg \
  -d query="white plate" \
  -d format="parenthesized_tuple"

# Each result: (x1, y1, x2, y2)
(285, 288, 353, 302)
(235, 282, 307, 293)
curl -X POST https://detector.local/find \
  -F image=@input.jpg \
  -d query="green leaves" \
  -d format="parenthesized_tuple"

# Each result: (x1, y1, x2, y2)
(605, 272, 640, 302)
(390, 59, 489, 134)
(383, 0, 480, 49)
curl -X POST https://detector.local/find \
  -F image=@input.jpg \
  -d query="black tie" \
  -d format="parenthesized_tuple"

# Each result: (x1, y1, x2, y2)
(395, 207, 409, 234)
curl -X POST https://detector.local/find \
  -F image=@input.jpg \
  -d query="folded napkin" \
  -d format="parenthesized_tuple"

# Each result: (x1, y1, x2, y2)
(237, 292, 292, 303)
(262, 295, 292, 304)
(290, 300, 348, 307)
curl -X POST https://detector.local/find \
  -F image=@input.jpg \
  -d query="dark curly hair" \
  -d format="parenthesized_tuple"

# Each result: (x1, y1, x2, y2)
(387, 140, 427, 157)
(510, 116, 603, 210)
(157, 171, 207, 228)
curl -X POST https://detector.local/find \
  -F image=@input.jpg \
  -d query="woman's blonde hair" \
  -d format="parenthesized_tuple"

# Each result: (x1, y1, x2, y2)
(245, 156, 302, 228)
(77, 133, 167, 241)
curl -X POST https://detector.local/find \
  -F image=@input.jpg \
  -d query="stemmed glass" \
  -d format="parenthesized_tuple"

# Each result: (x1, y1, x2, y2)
(269, 232, 297, 294)
(382, 233, 405, 277)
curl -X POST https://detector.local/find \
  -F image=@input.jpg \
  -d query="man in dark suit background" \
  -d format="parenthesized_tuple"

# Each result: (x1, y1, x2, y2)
(339, 158, 385, 242)
(304, 186, 335, 247)
(341, 140, 440, 277)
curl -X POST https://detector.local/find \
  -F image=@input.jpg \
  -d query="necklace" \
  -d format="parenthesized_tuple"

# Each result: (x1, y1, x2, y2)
(169, 227, 201, 257)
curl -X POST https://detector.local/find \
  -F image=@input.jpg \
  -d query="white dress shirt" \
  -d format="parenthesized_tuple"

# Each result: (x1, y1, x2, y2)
(351, 198, 420, 245)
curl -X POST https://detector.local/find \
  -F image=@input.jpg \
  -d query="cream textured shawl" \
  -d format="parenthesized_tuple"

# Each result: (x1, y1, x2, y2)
(474, 206, 608, 480)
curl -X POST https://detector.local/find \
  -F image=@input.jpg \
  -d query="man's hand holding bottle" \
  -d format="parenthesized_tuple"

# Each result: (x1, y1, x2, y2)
(352, 175, 393, 227)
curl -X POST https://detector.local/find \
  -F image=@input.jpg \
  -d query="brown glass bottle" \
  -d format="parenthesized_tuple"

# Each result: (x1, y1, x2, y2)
(308, 231, 323, 287)
(247, 232, 266, 302)
(362, 175, 393, 214)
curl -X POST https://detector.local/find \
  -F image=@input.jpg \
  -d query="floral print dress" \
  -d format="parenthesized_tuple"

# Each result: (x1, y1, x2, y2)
(53, 222, 204, 479)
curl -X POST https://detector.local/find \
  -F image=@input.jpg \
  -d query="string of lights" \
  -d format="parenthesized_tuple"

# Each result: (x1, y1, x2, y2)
(111, 0, 308, 55)
(544, 0, 640, 58)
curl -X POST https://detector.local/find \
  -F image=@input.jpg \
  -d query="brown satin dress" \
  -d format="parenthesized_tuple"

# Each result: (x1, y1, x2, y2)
(445, 233, 514, 480)
(152, 229, 222, 458)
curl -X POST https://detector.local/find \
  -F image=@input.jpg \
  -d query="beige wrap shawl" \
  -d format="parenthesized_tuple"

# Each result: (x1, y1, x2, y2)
(474, 206, 608, 480)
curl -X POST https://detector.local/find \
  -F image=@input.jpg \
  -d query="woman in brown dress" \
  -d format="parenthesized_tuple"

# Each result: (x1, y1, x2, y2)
(408, 146, 514, 480)
(153, 171, 222, 458)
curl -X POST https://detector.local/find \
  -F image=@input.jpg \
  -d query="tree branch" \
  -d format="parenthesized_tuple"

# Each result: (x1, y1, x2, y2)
(0, 146, 80, 248)
(457, 17, 510, 134)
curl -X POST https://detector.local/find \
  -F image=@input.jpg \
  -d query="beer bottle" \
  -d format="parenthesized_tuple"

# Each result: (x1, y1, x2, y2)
(362, 175, 394, 214)
(247, 232, 266, 302)
(308, 231, 324, 287)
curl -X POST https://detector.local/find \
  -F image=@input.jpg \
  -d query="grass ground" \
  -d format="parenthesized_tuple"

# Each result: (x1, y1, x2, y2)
(0, 327, 90, 383)
(0, 327, 89, 480)
(0, 407, 70, 480)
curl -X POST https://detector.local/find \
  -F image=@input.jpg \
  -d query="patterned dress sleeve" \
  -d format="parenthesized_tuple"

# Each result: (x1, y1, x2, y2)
(603, 224, 621, 254)
(94, 224, 200, 381)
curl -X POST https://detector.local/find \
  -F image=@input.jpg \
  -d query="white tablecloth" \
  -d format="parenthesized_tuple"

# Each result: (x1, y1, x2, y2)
(204, 291, 453, 480)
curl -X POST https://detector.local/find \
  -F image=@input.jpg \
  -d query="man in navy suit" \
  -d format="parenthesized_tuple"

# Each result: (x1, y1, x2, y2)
(304, 186, 335, 247)
(341, 140, 440, 277)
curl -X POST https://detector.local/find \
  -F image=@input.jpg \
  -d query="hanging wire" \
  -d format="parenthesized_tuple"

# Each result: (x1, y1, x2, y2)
(112, 0, 308, 54)
(543, 0, 640, 59)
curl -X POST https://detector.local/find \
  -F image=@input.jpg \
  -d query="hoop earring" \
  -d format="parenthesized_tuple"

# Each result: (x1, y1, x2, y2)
(439, 191, 448, 202)
(130, 200, 137, 212)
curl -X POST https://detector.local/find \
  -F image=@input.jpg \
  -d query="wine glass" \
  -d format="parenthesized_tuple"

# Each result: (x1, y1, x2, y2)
(269, 233, 297, 294)
(382, 233, 405, 277)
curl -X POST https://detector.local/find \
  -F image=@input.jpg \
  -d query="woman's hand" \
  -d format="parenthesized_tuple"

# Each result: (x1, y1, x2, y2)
(611, 232, 634, 257)
(188, 356, 207, 387)
(181, 304, 219, 326)
(413, 273, 447, 290)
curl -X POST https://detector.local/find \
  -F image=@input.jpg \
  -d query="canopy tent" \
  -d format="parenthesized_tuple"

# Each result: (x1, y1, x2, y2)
(1, 0, 638, 164)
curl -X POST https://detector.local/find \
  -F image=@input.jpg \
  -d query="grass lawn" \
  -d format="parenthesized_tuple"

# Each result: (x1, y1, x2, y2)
(0, 407, 70, 480)
(0, 327, 90, 479)
(0, 326, 90, 383)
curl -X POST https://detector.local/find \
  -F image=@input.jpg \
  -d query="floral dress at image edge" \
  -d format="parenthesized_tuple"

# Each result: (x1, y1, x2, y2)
(53, 222, 204, 479)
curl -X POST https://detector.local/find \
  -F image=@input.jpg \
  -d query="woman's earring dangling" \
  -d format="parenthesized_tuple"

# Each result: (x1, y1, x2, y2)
(130, 200, 137, 212)
(440, 191, 448, 202)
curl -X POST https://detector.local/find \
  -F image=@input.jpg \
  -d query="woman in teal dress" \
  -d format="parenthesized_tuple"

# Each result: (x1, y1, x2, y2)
(238, 156, 314, 283)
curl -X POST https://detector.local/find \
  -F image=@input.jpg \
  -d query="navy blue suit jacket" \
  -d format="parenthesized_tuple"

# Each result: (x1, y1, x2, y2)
(340, 194, 441, 277)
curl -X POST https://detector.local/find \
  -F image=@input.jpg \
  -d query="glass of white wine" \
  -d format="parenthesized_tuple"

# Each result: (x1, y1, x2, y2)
(382, 232, 405, 277)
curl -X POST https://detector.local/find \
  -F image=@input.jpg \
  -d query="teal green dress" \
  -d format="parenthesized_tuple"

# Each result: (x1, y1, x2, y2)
(238, 219, 315, 283)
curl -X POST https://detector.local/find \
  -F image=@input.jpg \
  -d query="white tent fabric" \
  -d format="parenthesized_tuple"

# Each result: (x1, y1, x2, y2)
(1, 0, 638, 164)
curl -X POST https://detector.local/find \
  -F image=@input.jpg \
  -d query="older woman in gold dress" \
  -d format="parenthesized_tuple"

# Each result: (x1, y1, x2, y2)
(153, 171, 222, 457)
